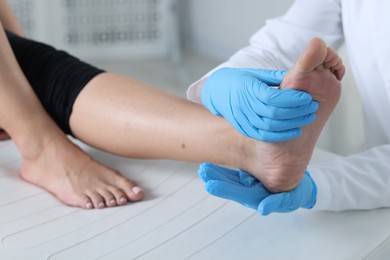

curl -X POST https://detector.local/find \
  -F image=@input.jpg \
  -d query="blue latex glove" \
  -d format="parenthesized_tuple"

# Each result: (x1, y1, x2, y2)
(201, 68, 319, 142)
(198, 162, 317, 216)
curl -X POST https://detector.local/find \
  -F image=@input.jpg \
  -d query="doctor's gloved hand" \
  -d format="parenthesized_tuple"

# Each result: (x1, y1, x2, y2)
(201, 68, 319, 142)
(198, 162, 317, 216)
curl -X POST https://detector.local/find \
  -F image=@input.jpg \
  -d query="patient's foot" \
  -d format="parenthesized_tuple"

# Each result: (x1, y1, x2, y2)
(245, 38, 344, 192)
(20, 133, 144, 209)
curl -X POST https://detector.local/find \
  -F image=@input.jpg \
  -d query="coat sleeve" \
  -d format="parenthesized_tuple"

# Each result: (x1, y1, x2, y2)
(186, 0, 344, 103)
(310, 145, 390, 211)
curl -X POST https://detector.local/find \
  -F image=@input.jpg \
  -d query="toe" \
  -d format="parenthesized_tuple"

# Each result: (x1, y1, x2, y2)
(323, 48, 340, 69)
(130, 186, 144, 201)
(58, 193, 93, 209)
(106, 169, 144, 203)
(87, 191, 106, 209)
(108, 186, 128, 206)
(295, 38, 327, 73)
(116, 179, 144, 202)
(332, 58, 344, 71)
(99, 189, 117, 207)
(324, 47, 337, 63)
(79, 195, 94, 209)
(323, 47, 339, 69)
(330, 57, 345, 80)
(85, 201, 93, 209)
(335, 65, 346, 80)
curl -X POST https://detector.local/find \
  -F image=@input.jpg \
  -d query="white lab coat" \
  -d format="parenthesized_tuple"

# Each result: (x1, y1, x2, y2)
(187, 0, 390, 211)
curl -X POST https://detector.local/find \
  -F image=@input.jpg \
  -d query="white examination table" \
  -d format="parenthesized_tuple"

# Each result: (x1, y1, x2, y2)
(0, 139, 389, 260)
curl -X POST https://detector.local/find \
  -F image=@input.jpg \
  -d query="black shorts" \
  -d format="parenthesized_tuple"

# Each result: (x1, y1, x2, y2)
(6, 30, 105, 136)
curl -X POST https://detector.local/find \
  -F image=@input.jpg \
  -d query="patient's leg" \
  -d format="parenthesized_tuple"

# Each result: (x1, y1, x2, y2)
(18, 71, 247, 210)
(55, 38, 342, 207)
(245, 38, 344, 192)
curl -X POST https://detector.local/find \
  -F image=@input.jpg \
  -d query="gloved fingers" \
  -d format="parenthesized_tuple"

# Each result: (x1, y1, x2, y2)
(205, 180, 269, 210)
(256, 128, 302, 142)
(230, 106, 262, 138)
(258, 172, 318, 215)
(237, 170, 259, 187)
(233, 95, 274, 137)
(249, 114, 316, 132)
(198, 162, 241, 183)
(231, 109, 299, 142)
(200, 88, 222, 116)
(244, 68, 286, 86)
(250, 79, 314, 107)
(257, 192, 290, 216)
(249, 93, 319, 119)
(199, 162, 261, 188)
(232, 106, 304, 142)
(295, 172, 318, 209)
(232, 95, 313, 141)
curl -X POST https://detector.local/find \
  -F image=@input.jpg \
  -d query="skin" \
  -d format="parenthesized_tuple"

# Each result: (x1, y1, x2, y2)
(68, 38, 345, 197)
(0, 0, 344, 207)
(245, 38, 345, 192)
(0, 1, 144, 209)
(0, 0, 22, 140)
(0, 0, 246, 209)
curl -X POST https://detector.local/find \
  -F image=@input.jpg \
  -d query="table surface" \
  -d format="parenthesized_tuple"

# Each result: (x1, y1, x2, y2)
(0, 139, 389, 260)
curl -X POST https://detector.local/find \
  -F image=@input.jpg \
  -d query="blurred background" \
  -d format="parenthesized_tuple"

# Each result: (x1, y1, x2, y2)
(8, 0, 365, 156)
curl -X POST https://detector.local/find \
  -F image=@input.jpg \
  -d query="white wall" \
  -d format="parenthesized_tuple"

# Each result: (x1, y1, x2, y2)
(180, 0, 294, 61)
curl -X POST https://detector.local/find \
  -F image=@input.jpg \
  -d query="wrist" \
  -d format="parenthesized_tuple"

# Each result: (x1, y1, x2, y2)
(187, 77, 207, 104)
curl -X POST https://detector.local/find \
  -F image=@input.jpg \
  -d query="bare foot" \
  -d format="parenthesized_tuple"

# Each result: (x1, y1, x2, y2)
(244, 38, 344, 192)
(20, 134, 144, 209)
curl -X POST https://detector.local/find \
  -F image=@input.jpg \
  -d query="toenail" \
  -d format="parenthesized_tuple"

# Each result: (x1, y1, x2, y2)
(85, 202, 93, 209)
(132, 186, 144, 194)
(119, 197, 127, 204)
(109, 199, 116, 206)
(98, 202, 105, 208)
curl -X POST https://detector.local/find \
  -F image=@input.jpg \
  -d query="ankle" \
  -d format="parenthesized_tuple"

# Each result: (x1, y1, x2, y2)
(208, 127, 247, 170)
(14, 124, 66, 162)
(16, 133, 51, 162)
(230, 132, 254, 170)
